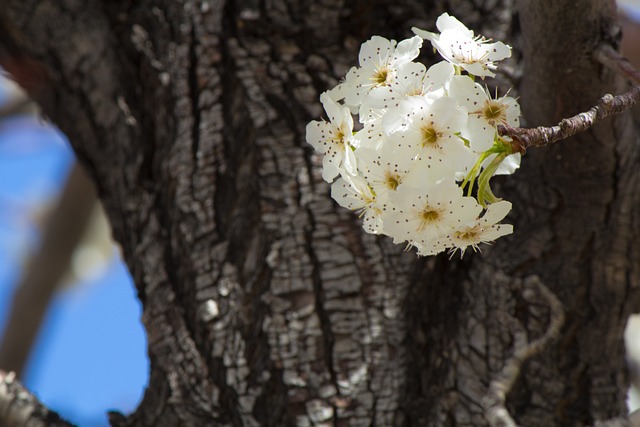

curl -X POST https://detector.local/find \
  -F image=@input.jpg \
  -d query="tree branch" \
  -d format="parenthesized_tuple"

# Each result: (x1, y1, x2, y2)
(0, 162, 97, 376)
(594, 43, 640, 85)
(592, 417, 632, 427)
(0, 79, 35, 119)
(499, 88, 639, 151)
(482, 277, 565, 427)
(0, 370, 75, 426)
(499, 44, 640, 151)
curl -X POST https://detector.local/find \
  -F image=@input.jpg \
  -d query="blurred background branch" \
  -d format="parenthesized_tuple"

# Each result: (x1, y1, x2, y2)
(0, 162, 97, 377)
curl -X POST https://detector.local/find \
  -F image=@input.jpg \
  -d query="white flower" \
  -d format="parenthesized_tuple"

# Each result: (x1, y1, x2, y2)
(414, 238, 451, 257)
(305, 12, 521, 257)
(383, 179, 480, 245)
(356, 137, 419, 204)
(369, 61, 455, 134)
(395, 96, 475, 183)
(352, 119, 387, 151)
(343, 35, 423, 118)
(412, 13, 511, 78)
(449, 75, 520, 152)
(331, 174, 383, 234)
(367, 61, 427, 133)
(306, 92, 357, 182)
(448, 200, 513, 255)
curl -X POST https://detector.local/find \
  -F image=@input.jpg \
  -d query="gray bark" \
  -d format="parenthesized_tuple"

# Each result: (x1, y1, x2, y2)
(0, 0, 638, 426)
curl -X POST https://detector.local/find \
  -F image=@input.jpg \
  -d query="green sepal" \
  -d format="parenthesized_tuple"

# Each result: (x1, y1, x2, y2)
(477, 152, 507, 207)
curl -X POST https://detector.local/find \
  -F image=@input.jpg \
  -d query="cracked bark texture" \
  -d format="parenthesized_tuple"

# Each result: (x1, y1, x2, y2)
(0, 0, 639, 426)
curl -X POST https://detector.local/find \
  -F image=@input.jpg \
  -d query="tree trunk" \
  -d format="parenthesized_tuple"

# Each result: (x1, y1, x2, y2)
(1, 0, 639, 426)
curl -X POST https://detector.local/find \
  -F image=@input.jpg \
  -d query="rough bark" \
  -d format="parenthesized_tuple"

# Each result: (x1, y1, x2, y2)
(0, 0, 638, 426)
(0, 371, 74, 427)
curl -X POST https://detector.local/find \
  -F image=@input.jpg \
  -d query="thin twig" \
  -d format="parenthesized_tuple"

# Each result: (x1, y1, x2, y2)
(594, 43, 640, 85)
(499, 88, 640, 151)
(499, 44, 640, 151)
(592, 417, 632, 427)
(482, 277, 565, 427)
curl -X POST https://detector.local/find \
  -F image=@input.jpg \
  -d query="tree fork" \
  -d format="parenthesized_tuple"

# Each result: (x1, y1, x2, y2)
(0, 1, 639, 426)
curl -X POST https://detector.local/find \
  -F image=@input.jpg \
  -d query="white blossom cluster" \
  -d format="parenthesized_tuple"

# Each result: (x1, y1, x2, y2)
(306, 13, 522, 256)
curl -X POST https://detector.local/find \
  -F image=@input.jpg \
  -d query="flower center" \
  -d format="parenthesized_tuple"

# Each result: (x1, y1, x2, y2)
(384, 171, 401, 190)
(371, 66, 392, 87)
(406, 85, 424, 97)
(452, 39, 491, 65)
(420, 125, 441, 147)
(482, 100, 506, 124)
(332, 129, 346, 145)
(454, 226, 481, 243)
(418, 206, 442, 231)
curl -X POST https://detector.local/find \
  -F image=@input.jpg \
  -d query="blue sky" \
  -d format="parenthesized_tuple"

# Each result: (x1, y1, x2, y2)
(0, 83, 148, 426)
